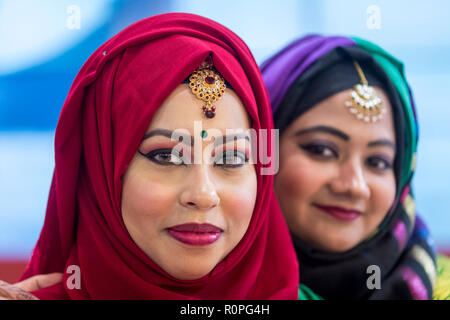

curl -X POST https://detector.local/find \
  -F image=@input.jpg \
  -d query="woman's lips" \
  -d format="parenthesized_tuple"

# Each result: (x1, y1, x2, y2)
(314, 204, 362, 221)
(167, 223, 223, 246)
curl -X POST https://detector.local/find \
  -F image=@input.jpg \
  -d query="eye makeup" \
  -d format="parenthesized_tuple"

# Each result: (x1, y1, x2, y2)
(212, 140, 250, 168)
(298, 140, 339, 159)
(138, 148, 185, 166)
(365, 154, 393, 171)
(138, 139, 250, 168)
(214, 150, 249, 168)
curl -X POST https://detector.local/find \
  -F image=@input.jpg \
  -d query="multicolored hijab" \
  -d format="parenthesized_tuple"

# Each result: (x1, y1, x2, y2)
(261, 35, 437, 299)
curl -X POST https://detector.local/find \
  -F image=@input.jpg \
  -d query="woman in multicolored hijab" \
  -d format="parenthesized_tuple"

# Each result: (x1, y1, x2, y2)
(261, 35, 450, 300)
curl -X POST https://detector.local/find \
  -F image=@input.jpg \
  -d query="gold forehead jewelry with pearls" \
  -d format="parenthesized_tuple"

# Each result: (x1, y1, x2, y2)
(188, 56, 226, 119)
(345, 61, 386, 122)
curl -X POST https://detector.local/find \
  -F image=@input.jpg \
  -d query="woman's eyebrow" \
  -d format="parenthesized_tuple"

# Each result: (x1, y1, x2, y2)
(142, 129, 249, 145)
(142, 129, 173, 140)
(142, 129, 192, 146)
(218, 133, 250, 145)
(293, 125, 349, 141)
(367, 139, 396, 151)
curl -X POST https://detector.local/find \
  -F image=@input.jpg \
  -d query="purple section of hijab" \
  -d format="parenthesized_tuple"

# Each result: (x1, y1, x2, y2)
(260, 34, 356, 113)
(400, 266, 428, 300)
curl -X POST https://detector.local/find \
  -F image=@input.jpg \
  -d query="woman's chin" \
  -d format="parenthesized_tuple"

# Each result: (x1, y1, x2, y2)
(304, 234, 361, 253)
(292, 224, 362, 253)
(169, 270, 211, 281)
(163, 263, 216, 281)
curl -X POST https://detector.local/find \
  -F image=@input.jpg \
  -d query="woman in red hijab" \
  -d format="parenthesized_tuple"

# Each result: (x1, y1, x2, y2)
(14, 13, 299, 299)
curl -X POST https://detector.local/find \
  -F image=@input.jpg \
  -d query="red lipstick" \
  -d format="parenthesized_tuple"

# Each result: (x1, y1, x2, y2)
(314, 204, 362, 221)
(167, 223, 223, 246)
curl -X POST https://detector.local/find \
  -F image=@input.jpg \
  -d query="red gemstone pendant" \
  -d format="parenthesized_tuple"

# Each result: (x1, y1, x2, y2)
(205, 110, 215, 118)
(205, 76, 215, 84)
(188, 56, 226, 120)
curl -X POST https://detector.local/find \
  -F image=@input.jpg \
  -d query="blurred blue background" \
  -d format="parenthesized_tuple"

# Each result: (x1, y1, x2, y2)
(1, 0, 449, 259)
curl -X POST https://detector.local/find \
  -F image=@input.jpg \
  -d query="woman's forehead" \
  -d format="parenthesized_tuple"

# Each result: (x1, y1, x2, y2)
(148, 84, 251, 133)
(288, 88, 396, 142)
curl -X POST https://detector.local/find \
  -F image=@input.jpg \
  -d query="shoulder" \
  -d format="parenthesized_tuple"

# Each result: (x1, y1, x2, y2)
(433, 254, 450, 300)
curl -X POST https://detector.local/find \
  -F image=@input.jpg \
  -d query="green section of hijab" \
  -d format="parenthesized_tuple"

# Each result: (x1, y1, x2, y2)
(352, 36, 418, 189)
(298, 284, 324, 300)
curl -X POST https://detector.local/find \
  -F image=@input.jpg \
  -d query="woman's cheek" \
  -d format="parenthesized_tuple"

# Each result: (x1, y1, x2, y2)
(139, 182, 176, 219)
(371, 173, 396, 222)
(277, 155, 321, 199)
(123, 165, 177, 224)
(221, 171, 257, 229)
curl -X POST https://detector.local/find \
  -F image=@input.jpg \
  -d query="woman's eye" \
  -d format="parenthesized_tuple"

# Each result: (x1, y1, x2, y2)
(366, 156, 392, 171)
(300, 143, 337, 159)
(140, 149, 184, 166)
(215, 150, 248, 168)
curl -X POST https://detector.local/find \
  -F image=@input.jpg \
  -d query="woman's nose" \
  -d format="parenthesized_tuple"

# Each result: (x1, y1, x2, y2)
(179, 165, 220, 210)
(329, 158, 370, 200)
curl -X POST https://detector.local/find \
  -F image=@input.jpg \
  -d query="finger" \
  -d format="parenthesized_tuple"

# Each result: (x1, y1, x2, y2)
(0, 280, 38, 300)
(15, 273, 63, 292)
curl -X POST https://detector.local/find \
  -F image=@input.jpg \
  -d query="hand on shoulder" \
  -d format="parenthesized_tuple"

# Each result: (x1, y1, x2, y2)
(0, 273, 62, 300)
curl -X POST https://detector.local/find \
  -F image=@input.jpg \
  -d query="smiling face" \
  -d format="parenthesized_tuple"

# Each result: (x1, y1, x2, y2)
(274, 88, 396, 252)
(121, 84, 257, 280)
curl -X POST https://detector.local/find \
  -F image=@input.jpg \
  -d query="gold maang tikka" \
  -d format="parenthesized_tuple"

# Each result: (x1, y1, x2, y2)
(188, 56, 226, 119)
(345, 61, 386, 122)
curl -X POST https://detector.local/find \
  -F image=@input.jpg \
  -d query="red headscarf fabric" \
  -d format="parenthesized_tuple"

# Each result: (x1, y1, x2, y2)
(20, 13, 299, 299)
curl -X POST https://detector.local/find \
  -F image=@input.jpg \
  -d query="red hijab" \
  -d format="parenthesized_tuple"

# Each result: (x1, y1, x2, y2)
(20, 13, 299, 299)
